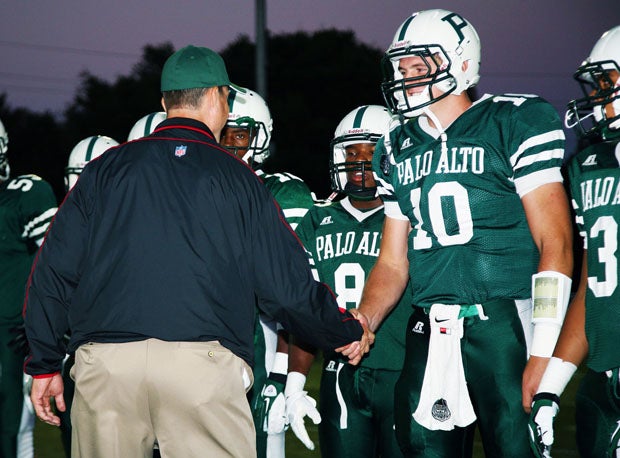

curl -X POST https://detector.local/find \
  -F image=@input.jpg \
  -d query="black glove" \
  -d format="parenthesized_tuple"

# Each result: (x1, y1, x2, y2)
(8, 323, 29, 355)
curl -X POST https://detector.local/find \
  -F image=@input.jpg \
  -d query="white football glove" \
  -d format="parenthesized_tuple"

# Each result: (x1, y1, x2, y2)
(285, 372, 321, 451)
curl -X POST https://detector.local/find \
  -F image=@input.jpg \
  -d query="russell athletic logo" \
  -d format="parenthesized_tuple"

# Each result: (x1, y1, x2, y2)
(412, 321, 425, 334)
(581, 154, 597, 166)
(175, 145, 187, 157)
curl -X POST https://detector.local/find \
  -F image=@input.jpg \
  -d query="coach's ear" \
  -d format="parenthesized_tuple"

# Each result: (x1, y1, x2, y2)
(161, 97, 167, 112)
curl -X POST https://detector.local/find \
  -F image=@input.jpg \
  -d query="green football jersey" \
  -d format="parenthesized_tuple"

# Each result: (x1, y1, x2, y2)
(373, 94, 565, 307)
(295, 197, 409, 370)
(567, 140, 620, 372)
(0, 175, 57, 323)
(256, 169, 315, 231)
(252, 169, 314, 373)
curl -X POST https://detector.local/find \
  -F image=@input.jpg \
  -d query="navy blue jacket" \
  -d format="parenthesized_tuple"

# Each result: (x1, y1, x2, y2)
(24, 118, 362, 376)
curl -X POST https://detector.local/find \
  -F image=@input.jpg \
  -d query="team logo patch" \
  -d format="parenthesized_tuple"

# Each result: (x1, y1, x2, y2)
(175, 145, 187, 157)
(581, 154, 597, 166)
(412, 321, 425, 334)
(325, 360, 338, 372)
(431, 398, 451, 422)
(263, 384, 278, 396)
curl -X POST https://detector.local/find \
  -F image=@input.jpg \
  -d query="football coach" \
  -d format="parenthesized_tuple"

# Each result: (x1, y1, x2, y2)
(22, 45, 373, 458)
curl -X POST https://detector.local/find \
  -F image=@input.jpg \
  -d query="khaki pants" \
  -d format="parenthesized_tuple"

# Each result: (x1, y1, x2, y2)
(70, 339, 255, 458)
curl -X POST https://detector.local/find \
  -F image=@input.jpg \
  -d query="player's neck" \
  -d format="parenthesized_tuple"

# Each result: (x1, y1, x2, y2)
(424, 93, 472, 131)
(349, 196, 382, 210)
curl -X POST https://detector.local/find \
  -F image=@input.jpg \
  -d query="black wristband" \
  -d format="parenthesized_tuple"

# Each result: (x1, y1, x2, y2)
(267, 372, 287, 385)
(533, 392, 561, 406)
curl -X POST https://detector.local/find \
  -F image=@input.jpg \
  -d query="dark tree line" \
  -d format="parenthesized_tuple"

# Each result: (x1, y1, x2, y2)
(0, 30, 385, 202)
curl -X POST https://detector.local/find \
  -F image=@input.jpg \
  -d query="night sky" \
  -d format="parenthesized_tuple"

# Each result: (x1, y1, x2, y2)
(1, 0, 619, 154)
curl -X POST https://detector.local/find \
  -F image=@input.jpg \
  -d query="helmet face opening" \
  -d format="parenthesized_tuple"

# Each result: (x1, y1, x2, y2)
(329, 159, 376, 200)
(382, 9, 481, 117)
(222, 116, 269, 168)
(225, 86, 272, 167)
(566, 61, 620, 140)
(381, 45, 455, 117)
(330, 105, 393, 200)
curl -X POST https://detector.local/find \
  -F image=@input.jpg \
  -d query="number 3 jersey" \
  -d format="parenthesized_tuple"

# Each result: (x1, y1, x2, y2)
(567, 140, 620, 372)
(295, 197, 409, 370)
(373, 94, 566, 308)
(0, 175, 57, 324)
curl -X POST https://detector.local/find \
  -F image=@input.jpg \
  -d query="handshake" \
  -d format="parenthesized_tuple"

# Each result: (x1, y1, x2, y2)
(335, 308, 375, 366)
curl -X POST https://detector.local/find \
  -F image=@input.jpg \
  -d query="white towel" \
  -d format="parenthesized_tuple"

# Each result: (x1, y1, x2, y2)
(412, 303, 477, 430)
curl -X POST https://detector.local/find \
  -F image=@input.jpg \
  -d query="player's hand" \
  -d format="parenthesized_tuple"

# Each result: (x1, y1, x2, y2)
(522, 355, 549, 412)
(31, 373, 65, 427)
(528, 392, 560, 458)
(335, 309, 374, 365)
(8, 323, 30, 355)
(285, 372, 321, 450)
(255, 373, 288, 434)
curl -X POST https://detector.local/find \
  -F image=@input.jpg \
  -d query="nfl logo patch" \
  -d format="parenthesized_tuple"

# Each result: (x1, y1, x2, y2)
(175, 145, 187, 157)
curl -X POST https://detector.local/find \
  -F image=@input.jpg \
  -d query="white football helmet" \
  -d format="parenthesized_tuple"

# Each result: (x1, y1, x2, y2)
(224, 85, 273, 167)
(65, 135, 119, 191)
(0, 118, 9, 181)
(381, 9, 481, 117)
(330, 105, 392, 199)
(127, 111, 167, 141)
(565, 25, 620, 140)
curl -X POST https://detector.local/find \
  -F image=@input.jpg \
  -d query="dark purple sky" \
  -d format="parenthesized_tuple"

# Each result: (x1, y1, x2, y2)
(1, 0, 619, 152)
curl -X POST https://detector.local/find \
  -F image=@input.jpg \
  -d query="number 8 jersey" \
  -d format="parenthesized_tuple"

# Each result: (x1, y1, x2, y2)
(567, 140, 620, 372)
(373, 94, 565, 308)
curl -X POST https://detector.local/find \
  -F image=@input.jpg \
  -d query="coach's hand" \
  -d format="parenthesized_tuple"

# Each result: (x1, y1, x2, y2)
(285, 371, 321, 450)
(528, 392, 559, 458)
(31, 373, 65, 427)
(335, 309, 374, 365)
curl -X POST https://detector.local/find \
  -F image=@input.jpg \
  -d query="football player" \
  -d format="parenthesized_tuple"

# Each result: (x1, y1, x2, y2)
(529, 25, 620, 458)
(0, 117, 57, 458)
(127, 112, 167, 141)
(59, 134, 119, 457)
(285, 105, 409, 457)
(219, 85, 315, 458)
(357, 9, 573, 457)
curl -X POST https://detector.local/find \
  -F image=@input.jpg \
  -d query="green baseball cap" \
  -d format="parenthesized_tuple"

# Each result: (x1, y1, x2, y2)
(161, 45, 230, 92)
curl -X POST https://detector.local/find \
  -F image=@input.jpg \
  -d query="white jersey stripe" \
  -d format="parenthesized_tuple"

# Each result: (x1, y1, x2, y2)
(510, 130, 565, 168)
